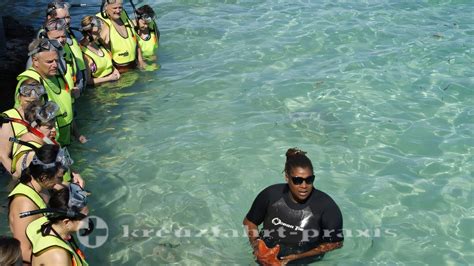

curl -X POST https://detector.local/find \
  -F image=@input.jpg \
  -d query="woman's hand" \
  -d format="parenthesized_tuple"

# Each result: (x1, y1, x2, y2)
(72, 171, 85, 188)
(108, 68, 121, 81)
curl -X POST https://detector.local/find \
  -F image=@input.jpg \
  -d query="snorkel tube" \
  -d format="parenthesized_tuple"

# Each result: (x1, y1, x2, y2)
(20, 183, 93, 236)
(20, 208, 94, 236)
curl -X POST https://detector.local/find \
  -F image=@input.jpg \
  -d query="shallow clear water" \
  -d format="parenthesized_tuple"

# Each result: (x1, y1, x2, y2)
(1, 0, 473, 265)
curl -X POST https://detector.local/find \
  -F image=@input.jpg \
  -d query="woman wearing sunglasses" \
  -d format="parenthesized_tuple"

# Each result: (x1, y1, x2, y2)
(24, 183, 90, 266)
(80, 15, 120, 85)
(243, 148, 344, 265)
(0, 80, 46, 174)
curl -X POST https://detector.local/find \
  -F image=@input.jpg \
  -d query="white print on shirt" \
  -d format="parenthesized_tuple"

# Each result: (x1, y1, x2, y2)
(272, 217, 306, 231)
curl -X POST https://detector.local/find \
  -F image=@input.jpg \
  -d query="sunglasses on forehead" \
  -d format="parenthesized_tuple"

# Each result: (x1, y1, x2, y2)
(45, 18, 67, 32)
(290, 175, 315, 185)
(138, 13, 154, 24)
(81, 17, 102, 32)
(28, 38, 61, 56)
(19, 83, 46, 98)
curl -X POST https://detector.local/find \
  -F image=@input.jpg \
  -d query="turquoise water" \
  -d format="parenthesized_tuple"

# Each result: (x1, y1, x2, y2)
(1, 0, 473, 265)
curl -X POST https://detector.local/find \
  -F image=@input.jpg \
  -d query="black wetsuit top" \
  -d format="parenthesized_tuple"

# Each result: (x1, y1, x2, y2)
(246, 184, 344, 261)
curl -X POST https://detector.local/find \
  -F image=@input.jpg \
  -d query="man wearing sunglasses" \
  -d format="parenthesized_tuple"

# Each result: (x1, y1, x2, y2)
(15, 38, 74, 147)
(243, 148, 344, 265)
(46, 1, 87, 95)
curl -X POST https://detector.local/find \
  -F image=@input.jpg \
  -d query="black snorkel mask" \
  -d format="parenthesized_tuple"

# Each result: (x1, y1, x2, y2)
(20, 183, 94, 236)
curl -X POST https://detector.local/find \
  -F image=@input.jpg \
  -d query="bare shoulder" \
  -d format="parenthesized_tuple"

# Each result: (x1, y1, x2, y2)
(34, 246, 71, 266)
(10, 194, 37, 211)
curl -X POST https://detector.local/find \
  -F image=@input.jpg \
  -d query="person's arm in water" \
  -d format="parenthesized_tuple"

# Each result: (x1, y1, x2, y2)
(33, 246, 72, 266)
(136, 39, 145, 69)
(279, 242, 343, 265)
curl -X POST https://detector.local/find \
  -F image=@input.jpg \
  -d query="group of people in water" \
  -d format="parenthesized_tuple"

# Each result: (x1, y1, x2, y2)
(1, 1, 345, 265)
(0, 0, 158, 265)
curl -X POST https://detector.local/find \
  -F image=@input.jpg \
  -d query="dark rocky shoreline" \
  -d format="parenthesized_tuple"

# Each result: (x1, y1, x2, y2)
(0, 16, 35, 112)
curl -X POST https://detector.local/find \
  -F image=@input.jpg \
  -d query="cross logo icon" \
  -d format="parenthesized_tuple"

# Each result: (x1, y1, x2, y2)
(76, 215, 109, 248)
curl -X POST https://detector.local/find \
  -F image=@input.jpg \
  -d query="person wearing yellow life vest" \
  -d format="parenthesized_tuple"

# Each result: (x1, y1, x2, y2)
(97, 0, 145, 72)
(46, 1, 87, 94)
(79, 15, 120, 85)
(134, 5, 159, 60)
(41, 18, 88, 144)
(42, 18, 80, 100)
(0, 80, 46, 173)
(8, 144, 67, 265)
(16, 38, 74, 146)
(9, 101, 85, 186)
(10, 101, 59, 178)
(24, 184, 91, 266)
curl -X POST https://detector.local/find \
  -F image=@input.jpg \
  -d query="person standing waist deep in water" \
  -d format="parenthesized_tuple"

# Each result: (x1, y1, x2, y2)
(96, 0, 145, 72)
(243, 147, 344, 265)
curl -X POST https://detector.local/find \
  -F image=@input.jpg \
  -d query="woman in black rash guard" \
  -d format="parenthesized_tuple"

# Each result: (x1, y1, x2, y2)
(243, 148, 344, 265)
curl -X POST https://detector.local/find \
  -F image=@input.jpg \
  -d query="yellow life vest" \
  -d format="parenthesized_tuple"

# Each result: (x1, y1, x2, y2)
(137, 21, 159, 58)
(67, 29, 87, 72)
(10, 139, 71, 182)
(63, 43, 77, 91)
(81, 45, 114, 78)
(97, 10, 137, 66)
(27, 216, 89, 266)
(15, 68, 73, 146)
(2, 108, 28, 139)
(8, 182, 47, 209)
(10, 140, 42, 174)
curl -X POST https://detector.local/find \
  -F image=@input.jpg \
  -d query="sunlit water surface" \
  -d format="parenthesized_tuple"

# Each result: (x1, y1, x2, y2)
(1, 0, 473, 265)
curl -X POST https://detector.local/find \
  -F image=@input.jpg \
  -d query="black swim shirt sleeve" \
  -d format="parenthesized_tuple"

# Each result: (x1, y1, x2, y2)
(245, 186, 271, 226)
(320, 198, 344, 243)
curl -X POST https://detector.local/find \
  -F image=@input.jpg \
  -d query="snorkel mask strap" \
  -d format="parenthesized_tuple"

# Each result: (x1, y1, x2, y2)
(30, 146, 73, 170)
(9, 137, 40, 150)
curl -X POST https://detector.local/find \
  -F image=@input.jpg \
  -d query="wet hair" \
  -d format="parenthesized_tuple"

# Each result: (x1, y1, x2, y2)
(136, 5, 155, 17)
(20, 144, 61, 184)
(284, 148, 314, 176)
(0, 236, 22, 265)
